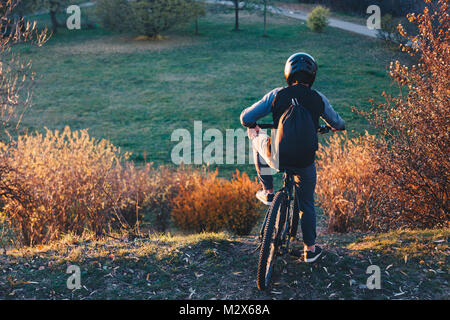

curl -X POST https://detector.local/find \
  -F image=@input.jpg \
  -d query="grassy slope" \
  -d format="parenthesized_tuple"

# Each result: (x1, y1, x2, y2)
(18, 8, 404, 178)
(1, 229, 448, 299)
(4, 8, 445, 300)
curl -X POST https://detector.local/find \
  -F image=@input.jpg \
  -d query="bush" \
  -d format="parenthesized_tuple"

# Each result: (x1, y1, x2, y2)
(317, 0, 449, 232)
(307, 6, 330, 33)
(366, 0, 449, 229)
(171, 170, 263, 235)
(96, 0, 204, 37)
(0, 126, 263, 244)
(377, 14, 404, 44)
(140, 166, 198, 233)
(95, 0, 132, 34)
(298, 0, 425, 17)
(316, 133, 389, 232)
(0, 127, 155, 245)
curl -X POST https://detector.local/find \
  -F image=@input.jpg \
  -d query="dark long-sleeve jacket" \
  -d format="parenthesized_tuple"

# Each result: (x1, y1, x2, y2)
(240, 87, 345, 131)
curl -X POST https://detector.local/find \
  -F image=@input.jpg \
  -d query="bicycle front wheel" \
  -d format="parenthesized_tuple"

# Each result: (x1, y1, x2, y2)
(256, 191, 288, 290)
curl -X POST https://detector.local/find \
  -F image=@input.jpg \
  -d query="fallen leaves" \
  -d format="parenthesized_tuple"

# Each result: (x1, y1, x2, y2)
(270, 290, 282, 295)
(188, 287, 196, 299)
(393, 286, 406, 297)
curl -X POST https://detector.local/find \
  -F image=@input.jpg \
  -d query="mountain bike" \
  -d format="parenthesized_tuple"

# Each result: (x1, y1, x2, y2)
(255, 124, 331, 291)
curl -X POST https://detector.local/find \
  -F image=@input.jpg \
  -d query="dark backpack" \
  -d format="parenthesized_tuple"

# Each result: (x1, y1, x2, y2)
(273, 98, 318, 169)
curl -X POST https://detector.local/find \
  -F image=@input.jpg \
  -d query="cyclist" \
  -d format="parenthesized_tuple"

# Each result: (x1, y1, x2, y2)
(240, 52, 345, 263)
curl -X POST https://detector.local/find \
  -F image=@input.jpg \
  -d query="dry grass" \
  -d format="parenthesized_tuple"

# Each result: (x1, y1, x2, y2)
(0, 126, 193, 245)
(0, 127, 146, 245)
(51, 35, 199, 55)
(316, 132, 387, 232)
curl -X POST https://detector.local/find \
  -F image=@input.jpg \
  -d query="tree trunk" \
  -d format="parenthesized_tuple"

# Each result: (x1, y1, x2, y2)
(234, 0, 239, 31)
(263, 1, 267, 37)
(50, 10, 59, 33)
(195, 16, 199, 35)
(49, 1, 61, 34)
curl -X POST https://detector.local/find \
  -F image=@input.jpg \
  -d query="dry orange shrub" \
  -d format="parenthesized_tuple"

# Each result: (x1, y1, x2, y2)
(318, 0, 449, 232)
(316, 133, 391, 232)
(365, 0, 449, 229)
(0, 127, 207, 244)
(0, 127, 141, 245)
(171, 170, 263, 235)
(139, 165, 201, 233)
(0, 126, 261, 244)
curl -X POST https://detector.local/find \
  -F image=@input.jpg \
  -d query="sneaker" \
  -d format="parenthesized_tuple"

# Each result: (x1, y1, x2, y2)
(304, 246, 322, 263)
(256, 190, 274, 205)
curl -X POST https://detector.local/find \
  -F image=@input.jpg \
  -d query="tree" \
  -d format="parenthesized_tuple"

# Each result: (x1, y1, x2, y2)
(232, 0, 240, 31)
(192, 1, 206, 35)
(262, 0, 269, 37)
(232, 0, 274, 36)
(46, 0, 68, 33)
(1, 0, 48, 134)
(96, 0, 203, 37)
(358, 0, 449, 228)
(9, 0, 34, 17)
(248, 0, 274, 37)
(16, 0, 69, 33)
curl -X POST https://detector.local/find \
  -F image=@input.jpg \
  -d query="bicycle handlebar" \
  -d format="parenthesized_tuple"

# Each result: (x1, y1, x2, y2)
(256, 124, 332, 134)
(256, 123, 275, 129)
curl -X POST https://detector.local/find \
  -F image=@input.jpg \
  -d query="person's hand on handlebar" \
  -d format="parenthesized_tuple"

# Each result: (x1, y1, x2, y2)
(331, 125, 346, 133)
(248, 125, 261, 139)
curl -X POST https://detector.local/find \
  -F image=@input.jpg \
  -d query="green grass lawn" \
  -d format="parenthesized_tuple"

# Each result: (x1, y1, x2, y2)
(17, 7, 407, 178)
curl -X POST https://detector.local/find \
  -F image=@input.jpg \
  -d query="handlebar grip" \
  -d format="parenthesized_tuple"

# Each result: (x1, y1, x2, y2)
(318, 125, 331, 134)
(257, 124, 275, 129)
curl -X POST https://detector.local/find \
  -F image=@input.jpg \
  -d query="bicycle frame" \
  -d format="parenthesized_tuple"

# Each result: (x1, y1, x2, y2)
(259, 170, 298, 255)
(255, 123, 337, 290)
(257, 122, 331, 243)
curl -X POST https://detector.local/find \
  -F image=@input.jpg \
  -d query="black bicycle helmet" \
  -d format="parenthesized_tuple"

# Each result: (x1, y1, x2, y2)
(284, 52, 318, 86)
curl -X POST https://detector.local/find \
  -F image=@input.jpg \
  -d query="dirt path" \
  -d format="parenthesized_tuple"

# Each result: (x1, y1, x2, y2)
(1, 229, 448, 299)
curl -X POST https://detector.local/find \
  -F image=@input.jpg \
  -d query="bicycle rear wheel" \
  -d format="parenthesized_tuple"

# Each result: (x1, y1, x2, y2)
(256, 191, 288, 290)
(289, 194, 300, 239)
